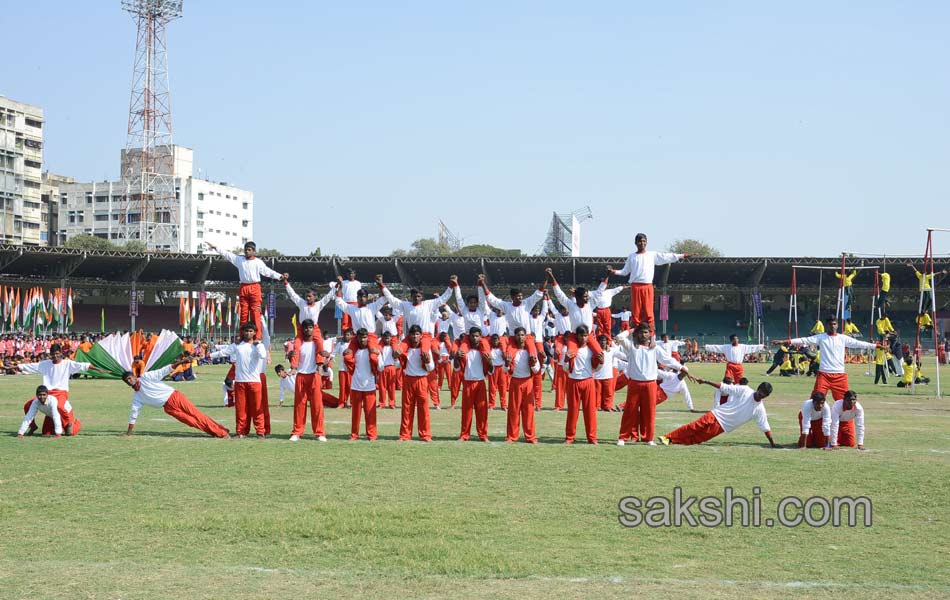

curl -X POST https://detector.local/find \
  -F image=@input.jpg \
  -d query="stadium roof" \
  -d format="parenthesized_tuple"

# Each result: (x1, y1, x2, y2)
(0, 245, 946, 293)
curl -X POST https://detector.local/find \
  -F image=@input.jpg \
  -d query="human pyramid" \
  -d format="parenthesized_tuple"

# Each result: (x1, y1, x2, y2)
(15, 233, 877, 450)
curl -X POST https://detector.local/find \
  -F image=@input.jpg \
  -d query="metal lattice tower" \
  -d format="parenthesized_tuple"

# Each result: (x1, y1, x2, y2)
(541, 206, 592, 257)
(120, 0, 183, 251)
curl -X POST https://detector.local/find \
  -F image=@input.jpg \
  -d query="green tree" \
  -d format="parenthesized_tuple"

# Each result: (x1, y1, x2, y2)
(122, 240, 148, 252)
(64, 234, 115, 251)
(454, 244, 522, 257)
(391, 238, 452, 257)
(667, 239, 722, 257)
(309, 247, 322, 257)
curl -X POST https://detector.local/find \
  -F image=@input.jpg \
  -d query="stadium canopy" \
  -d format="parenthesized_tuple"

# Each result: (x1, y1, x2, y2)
(0, 245, 944, 293)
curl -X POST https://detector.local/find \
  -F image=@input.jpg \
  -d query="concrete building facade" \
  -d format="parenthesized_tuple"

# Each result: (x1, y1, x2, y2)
(0, 96, 48, 245)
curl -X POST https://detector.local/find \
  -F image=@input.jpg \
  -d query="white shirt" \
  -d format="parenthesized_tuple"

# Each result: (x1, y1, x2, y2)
(788, 334, 876, 374)
(454, 287, 490, 335)
(567, 345, 595, 380)
(657, 370, 690, 397)
(710, 384, 771, 433)
(279, 373, 297, 397)
(509, 347, 540, 378)
(545, 299, 572, 335)
(210, 342, 267, 382)
(830, 400, 865, 445)
(482, 287, 545, 333)
(336, 295, 388, 334)
(285, 282, 336, 324)
(612, 310, 631, 321)
(296, 338, 319, 375)
(350, 348, 376, 392)
(592, 280, 625, 309)
(19, 359, 91, 391)
(382, 285, 455, 336)
(376, 313, 400, 337)
(614, 330, 683, 382)
(340, 279, 363, 303)
(594, 346, 621, 380)
(402, 346, 435, 377)
(18, 396, 64, 435)
(459, 348, 488, 381)
(380, 345, 396, 368)
(488, 312, 509, 336)
(128, 365, 177, 423)
(490, 347, 506, 367)
(552, 284, 595, 332)
(215, 249, 282, 283)
(800, 399, 832, 437)
(332, 341, 348, 372)
(614, 250, 683, 284)
(656, 340, 686, 355)
(704, 343, 765, 364)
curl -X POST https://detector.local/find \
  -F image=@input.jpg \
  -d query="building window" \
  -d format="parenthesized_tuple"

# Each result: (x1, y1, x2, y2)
(85, 193, 93, 205)
(197, 231, 203, 239)
(242, 202, 248, 209)
(112, 214, 119, 221)
(242, 220, 248, 228)
(95, 214, 109, 222)
(127, 213, 141, 224)
(25, 118, 42, 129)
(24, 139, 42, 149)
(94, 233, 108, 239)
(198, 192, 204, 201)
(95, 195, 108, 203)
(24, 180, 40, 189)
(24, 159, 41, 169)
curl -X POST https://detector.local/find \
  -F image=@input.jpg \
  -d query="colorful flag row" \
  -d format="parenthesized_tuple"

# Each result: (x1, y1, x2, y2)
(178, 294, 238, 333)
(0, 286, 74, 332)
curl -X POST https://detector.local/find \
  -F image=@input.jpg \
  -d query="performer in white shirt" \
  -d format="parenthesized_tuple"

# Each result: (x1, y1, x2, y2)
(274, 364, 296, 408)
(395, 325, 436, 441)
(375, 305, 401, 338)
(346, 328, 379, 441)
(331, 330, 353, 409)
(827, 390, 865, 450)
(377, 331, 399, 409)
(209, 322, 268, 438)
(798, 391, 831, 448)
(612, 309, 632, 332)
(454, 327, 492, 441)
(607, 233, 686, 333)
(656, 334, 687, 362)
(656, 369, 694, 411)
(613, 324, 687, 445)
(206, 240, 287, 340)
(479, 273, 545, 361)
(562, 325, 601, 444)
(335, 276, 388, 354)
(377, 274, 456, 354)
(591, 277, 625, 341)
(338, 269, 363, 332)
(593, 334, 622, 411)
(17, 386, 65, 437)
(546, 269, 605, 359)
(780, 315, 876, 400)
(283, 279, 336, 335)
(705, 335, 765, 383)
(121, 358, 230, 438)
(661, 379, 777, 447)
(453, 286, 491, 353)
(16, 343, 99, 436)
(287, 319, 326, 441)
(546, 298, 572, 410)
(488, 334, 509, 410)
(505, 327, 541, 443)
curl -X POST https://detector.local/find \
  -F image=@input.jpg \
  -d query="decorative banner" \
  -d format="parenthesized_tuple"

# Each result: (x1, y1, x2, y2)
(659, 294, 670, 322)
(129, 290, 138, 317)
(752, 293, 764, 319)
(267, 292, 277, 320)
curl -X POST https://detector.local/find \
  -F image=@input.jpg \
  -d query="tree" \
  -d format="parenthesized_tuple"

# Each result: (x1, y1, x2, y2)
(231, 246, 284, 258)
(308, 247, 322, 257)
(454, 244, 522, 257)
(667, 239, 722, 257)
(64, 234, 115, 251)
(391, 238, 523, 257)
(123, 241, 147, 252)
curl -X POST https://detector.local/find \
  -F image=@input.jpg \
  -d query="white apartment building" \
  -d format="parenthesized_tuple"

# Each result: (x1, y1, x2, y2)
(0, 96, 48, 245)
(58, 145, 253, 253)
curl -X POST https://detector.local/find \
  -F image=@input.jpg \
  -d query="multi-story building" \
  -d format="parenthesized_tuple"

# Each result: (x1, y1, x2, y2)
(58, 145, 253, 253)
(40, 172, 74, 247)
(0, 96, 48, 245)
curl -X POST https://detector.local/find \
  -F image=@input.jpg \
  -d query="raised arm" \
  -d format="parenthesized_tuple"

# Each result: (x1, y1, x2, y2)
(478, 275, 504, 311)
(611, 256, 633, 278)
(284, 281, 306, 310)
(654, 252, 685, 266)
(843, 336, 876, 351)
(704, 344, 727, 354)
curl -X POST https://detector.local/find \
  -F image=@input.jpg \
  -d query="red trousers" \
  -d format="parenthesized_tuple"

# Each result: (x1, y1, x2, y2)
(725, 362, 744, 383)
(428, 370, 441, 407)
(23, 390, 80, 435)
(400, 375, 431, 441)
(813, 371, 849, 401)
(291, 372, 324, 436)
(450, 368, 463, 405)
(341, 301, 358, 332)
(837, 419, 857, 447)
(618, 379, 656, 442)
(596, 376, 616, 410)
(239, 282, 264, 340)
(506, 376, 537, 442)
(338, 370, 352, 407)
(667, 411, 724, 445)
(164, 390, 229, 437)
(321, 390, 344, 408)
(532, 368, 543, 410)
(460, 379, 489, 440)
(554, 364, 568, 410)
(488, 366, 508, 409)
(629, 282, 655, 332)
(565, 377, 597, 443)
(798, 412, 827, 448)
(615, 372, 629, 392)
(234, 381, 265, 435)
(657, 387, 668, 405)
(438, 361, 451, 389)
(377, 365, 397, 408)
(595, 307, 613, 340)
(350, 389, 378, 440)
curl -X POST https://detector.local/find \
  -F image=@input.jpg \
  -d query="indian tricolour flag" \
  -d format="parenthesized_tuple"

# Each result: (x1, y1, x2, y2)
(74, 329, 184, 379)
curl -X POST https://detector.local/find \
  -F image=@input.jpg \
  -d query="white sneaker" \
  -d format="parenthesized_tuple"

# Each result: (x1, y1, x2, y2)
(646, 440, 657, 446)
(318, 436, 327, 442)
(616, 440, 625, 446)
(289, 435, 300, 442)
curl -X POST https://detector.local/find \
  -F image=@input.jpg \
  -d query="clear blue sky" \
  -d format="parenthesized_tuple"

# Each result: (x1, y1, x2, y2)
(3, 1, 949, 257)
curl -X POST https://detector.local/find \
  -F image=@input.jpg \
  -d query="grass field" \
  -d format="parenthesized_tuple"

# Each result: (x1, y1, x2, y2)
(1, 360, 948, 599)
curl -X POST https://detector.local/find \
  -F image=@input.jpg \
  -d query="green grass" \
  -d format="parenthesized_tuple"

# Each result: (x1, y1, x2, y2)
(1, 361, 948, 599)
